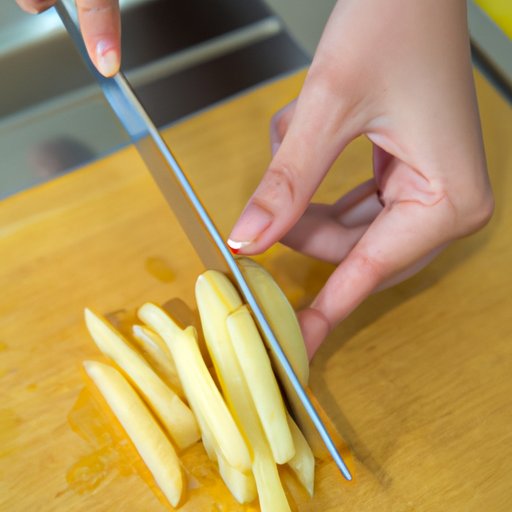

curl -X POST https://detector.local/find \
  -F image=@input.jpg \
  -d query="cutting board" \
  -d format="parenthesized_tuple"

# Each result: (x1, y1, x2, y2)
(1, 69, 511, 512)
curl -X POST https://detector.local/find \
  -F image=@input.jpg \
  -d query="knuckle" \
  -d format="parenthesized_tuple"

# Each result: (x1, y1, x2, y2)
(348, 251, 386, 289)
(256, 165, 298, 209)
(77, 0, 115, 14)
(458, 190, 495, 235)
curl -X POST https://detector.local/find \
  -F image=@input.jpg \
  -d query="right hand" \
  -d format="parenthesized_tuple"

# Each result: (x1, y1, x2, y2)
(16, 0, 121, 77)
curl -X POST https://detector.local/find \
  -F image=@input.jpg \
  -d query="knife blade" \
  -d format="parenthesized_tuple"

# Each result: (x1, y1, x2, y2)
(55, 0, 352, 481)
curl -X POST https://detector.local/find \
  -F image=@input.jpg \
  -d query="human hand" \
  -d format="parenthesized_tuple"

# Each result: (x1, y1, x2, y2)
(16, 0, 121, 76)
(228, 0, 494, 358)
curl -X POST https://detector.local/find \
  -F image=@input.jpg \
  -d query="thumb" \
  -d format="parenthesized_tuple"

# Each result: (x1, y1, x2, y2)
(228, 77, 360, 254)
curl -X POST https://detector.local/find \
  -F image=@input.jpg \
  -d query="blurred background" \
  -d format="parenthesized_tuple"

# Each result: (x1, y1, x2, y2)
(0, 0, 510, 198)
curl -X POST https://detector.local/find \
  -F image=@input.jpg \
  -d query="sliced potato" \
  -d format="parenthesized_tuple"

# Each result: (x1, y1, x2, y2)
(131, 324, 184, 398)
(236, 258, 337, 462)
(137, 303, 251, 474)
(227, 305, 295, 464)
(190, 399, 257, 503)
(217, 451, 258, 504)
(286, 413, 315, 497)
(83, 360, 183, 507)
(236, 256, 309, 385)
(196, 270, 292, 512)
(84, 308, 199, 450)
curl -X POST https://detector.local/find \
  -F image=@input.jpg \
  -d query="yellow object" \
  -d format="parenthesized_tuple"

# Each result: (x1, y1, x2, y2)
(286, 413, 315, 497)
(83, 361, 183, 507)
(476, 0, 512, 37)
(237, 256, 309, 385)
(84, 309, 199, 450)
(137, 304, 252, 474)
(131, 324, 184, 398)
(195, 270, 293, 511)
(227, 304, 295, 464)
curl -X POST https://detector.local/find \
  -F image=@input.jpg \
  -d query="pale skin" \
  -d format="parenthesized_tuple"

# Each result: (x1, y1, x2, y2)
(19, 0, 493, 358)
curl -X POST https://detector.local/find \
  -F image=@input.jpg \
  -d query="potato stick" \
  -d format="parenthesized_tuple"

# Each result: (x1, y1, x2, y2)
(228, 305, 295, 464)
(196, 270, 291, 512)
(236, 257, 309, 384)
(131, 324, 184, 398)
(83, 361, 183, 507)
(286, 413, 315, 497)
(132, 322, 171, 355)
(84, 308, 199, 450)
(194, 405, 257, 503)
(138, 304, 251, 474)
(217, 450, 257, 504)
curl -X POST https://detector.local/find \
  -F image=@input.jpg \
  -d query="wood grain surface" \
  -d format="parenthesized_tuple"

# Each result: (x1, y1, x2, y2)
(1, 69, 511, 512)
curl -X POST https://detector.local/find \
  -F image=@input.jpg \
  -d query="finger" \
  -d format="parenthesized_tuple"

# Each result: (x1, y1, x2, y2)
(332, 179, 382, 227)
(76, 0, 121, 77)
(281, 178, 383, 262)
(16, 0, 55, 14)
(305, 191, 455, 355)
(228, 75, 364, 254)
(270, 100, 296, 154)
(280, 203, 368, 264)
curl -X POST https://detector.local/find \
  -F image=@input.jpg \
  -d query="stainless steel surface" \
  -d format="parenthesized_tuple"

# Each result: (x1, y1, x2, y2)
(0, 0, 308, 198)
(56, 0, 352, 482)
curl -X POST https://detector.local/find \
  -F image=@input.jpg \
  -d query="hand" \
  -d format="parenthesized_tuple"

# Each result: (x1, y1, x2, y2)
(228, 0, 494, 358)
(16, 0, 121, 77)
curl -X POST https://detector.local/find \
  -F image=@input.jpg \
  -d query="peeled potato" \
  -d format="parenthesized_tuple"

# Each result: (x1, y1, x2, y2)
(137, 303, 251, 474)
(196, 270, 292, 512)
(83, 360, 183, 507)
(84, 308, 199, 450)
(236, 256, 309, 385)
(227, 304, 295, 464)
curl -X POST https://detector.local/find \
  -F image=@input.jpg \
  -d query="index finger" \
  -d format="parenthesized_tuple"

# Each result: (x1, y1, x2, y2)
(76, 0, 121, 77)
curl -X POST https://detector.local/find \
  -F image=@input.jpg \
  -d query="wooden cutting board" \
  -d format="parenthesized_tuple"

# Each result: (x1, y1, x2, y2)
(1, 69, 511, 512)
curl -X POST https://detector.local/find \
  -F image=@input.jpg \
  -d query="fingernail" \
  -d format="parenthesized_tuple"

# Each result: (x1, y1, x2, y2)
(96, 42, 119, 77)
(272, 142, 281, 156)
(228, 203, 273, 251)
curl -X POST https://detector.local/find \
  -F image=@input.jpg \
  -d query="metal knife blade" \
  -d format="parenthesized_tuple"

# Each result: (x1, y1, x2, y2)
(55, 0, 352, 481)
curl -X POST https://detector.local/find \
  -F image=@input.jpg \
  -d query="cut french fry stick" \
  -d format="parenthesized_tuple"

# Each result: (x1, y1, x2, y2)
(84, 308, 199, 450)
(217, 451, 258, 504)
(236, 257, 309, 385)
(196, 270, 291, 512)
(138, 303, 251, 474)
(228, 305, 295, 464)
(132, 323, 171, 356)
(235, 259, 332, 465)
(83, 360, 183, 507)
(286, 413, 315, 497)
(193, 402, 257, 503)
(131, 324, 184, 398)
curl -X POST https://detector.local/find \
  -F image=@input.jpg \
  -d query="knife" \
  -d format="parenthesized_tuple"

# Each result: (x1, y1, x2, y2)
(55, 0, 352, 481)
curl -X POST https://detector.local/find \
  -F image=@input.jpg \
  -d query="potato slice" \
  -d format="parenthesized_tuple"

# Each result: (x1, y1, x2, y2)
(236, 258, 337, 462)
(217, 450, 258, 504)
(83, 360, 183, 507)
(227, 305, 295, 464)
(236, 257, 309, 385)
(286, 413, 315, 497)
(193, 404, 257, 503)
(137, 303, 251, 474)
(196, 270, 292, 512)
(131, 324, 184, 398)
(84, 308, 199, 450)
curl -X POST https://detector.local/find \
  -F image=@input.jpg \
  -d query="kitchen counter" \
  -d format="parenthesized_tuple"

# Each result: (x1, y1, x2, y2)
(1, 68, 511, 511)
